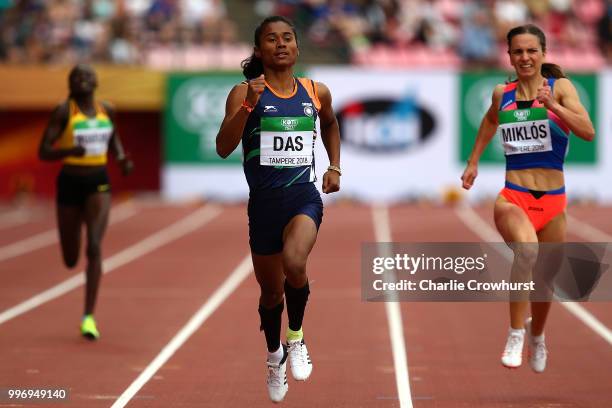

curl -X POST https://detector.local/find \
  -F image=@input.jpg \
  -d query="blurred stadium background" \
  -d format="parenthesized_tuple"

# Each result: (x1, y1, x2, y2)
(0, 0, 611, 204)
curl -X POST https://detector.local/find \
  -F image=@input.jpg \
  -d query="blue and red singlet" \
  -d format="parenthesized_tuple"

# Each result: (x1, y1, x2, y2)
(497, 78, 570, 231)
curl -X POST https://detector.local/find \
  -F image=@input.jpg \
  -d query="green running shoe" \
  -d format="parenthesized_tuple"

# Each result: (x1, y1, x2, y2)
(80, 315, 100, 340)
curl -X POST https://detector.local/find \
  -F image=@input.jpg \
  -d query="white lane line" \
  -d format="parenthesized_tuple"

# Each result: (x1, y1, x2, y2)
(566, 214, 612, 242)
(455, 205, 612, 346)
(372, 205, 413, 408)
(111, 254, 253, 408)
(0, 204, 222, 325)
(562, 302, 612, 344)
(0, 230, 57, 263)
(0, 208, 30, 230)
(108, 200, 140, 224)
(0, 200, 138, 263)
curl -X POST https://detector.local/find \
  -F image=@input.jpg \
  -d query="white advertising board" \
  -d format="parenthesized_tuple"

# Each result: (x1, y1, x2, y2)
(309, 66, 458, 203)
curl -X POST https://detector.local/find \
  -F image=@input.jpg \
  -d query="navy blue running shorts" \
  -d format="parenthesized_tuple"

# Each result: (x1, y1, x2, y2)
(248, 182, 323, 255)
(56, 168, 111, 207)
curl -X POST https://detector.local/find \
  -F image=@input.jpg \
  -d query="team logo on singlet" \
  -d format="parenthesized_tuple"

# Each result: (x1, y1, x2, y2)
(301, 102, 314, 117)
(264, 105, 278, 113)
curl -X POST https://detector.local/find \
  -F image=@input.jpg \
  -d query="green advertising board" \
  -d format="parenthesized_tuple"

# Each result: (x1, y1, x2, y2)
(459, 72, 597, 165)
(165, 72, 244, 164)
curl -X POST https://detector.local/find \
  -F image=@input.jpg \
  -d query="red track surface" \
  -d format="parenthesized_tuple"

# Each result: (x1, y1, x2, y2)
(0, 200, 610, 407)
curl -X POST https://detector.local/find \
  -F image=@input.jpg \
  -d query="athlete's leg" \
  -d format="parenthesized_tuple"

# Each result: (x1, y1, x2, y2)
(56, 205, 83, 268)
(523, 211, 565, 372)
(494, 196, 538, 329)
(82, 192, 111, 316)
(495, 196, 539, 367)
(531, 211, 566, 336)
(281, 214, 317, 380)
(282, 214, 317, 331)
(253, 252, 289, 401)
(253, 253, 285, 351)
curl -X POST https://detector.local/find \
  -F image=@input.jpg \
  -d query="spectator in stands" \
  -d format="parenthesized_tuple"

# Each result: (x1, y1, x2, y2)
(1, 0, 611, 68)
(459, 1, 497, 68)
(495, 0, 529, 39)
(0, 0, 243, 67)
(413, 0, 457, 50)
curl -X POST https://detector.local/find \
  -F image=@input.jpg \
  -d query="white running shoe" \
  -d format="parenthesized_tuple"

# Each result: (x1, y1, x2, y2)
(501, 328, 525, 368)
(525, 317, 547, 373)
(266, 346, 288, 403)
(287, 339, 312, 381)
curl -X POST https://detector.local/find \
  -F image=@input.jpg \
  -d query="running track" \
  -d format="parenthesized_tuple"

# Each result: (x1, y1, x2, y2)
(0, 199, 610, 407)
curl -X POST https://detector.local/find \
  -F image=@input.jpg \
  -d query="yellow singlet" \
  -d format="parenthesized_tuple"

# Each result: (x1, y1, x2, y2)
(58, 100, 114, 166)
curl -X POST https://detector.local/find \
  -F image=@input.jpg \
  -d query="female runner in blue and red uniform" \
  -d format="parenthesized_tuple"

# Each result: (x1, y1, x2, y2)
(462, 24, 594, 373)
(216, 16, 341, 402)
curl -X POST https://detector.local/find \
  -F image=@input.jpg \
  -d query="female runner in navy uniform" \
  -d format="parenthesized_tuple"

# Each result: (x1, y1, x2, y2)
(216, 16, 341, 402)
(39, 64, 133, 340)
(461, 25, 594, 373)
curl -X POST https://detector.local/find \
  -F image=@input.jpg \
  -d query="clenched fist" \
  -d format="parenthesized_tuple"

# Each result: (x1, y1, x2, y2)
(536, 79, 555, 109)
(246, 74, 266, 107)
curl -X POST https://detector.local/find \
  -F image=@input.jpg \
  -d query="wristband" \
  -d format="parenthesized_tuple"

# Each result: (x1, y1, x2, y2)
(327, 165, 342, 176)
(241, 99, 255, 112)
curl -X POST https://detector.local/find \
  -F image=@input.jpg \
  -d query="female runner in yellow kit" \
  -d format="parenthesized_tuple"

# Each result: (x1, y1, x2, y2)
(39, 64, 133, 340)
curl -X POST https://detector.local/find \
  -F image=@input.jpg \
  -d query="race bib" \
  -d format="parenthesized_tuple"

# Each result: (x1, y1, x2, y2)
(260, 116, 314, 167)
(498, 108, 551, 155)
(73, 119, 113, 157)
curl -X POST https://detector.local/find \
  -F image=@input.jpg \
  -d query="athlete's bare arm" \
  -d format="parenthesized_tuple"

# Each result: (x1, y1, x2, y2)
(317, 82, 340, 194)
(39, 102, 85, 161)
(461, 84, 505, 189)
(216, 76, 266, 158)
(547, 78, 594, 141)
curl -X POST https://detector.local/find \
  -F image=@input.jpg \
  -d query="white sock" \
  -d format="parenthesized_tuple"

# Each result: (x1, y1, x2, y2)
(531, 333, 545, 343)
(267, 343, 284, 364)
(509, 328, 525, 337)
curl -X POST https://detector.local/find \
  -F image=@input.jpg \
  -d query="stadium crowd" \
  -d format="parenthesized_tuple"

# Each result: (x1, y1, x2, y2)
(254, 0, 612, 69)
(0, 0, 246, 68)
(0, 0, 610, 69)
